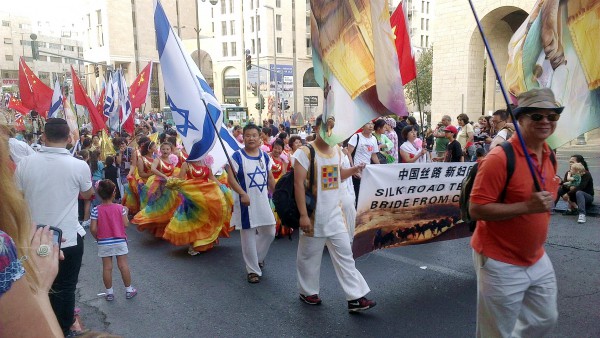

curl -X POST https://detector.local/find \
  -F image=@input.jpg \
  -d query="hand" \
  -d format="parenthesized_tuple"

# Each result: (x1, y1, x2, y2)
(240, 193, 250, 206)
(299, 215, 312, 233)
(421, 148, 427, 155)
(561, 193, 569, 201)
(29, 225, 61, 293)
(354, 163, 366, 175)
(378, 143, 386, 151)
(526, 191, 554, 213)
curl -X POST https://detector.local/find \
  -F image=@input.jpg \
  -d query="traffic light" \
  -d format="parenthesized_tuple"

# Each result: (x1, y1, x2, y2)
(245, 50, 252, 71)
(284, 99, 289, 110)
(255, 102, 260, 110)
(260, 95, 265, 109)
(30, 34, 39, 60)
(94, 65, 100, 78)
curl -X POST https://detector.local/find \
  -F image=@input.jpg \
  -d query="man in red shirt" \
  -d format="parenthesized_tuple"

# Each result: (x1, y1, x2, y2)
(469, 88, 562, 337)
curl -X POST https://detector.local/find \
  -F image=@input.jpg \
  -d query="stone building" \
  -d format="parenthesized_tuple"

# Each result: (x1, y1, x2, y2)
(431, 0, 534, 123)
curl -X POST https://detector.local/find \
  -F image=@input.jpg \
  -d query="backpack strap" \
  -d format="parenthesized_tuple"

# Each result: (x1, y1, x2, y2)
(499, 141, 515, 202)
(306, 143, 316, 195)
(350, 134, 359, 161)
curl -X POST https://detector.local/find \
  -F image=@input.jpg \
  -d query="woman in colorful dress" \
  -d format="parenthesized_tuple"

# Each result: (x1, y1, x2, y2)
(163, 157, 233, 255)
(270, 139, 292, 238)
(122, 137, 152, 215)
(132, 142, 180, 237)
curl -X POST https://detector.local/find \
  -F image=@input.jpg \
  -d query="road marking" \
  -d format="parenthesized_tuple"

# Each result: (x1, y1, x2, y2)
(371, 250, 475, 281)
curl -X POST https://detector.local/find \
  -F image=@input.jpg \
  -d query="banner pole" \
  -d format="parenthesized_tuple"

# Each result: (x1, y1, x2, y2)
(467, 0, 541, 192)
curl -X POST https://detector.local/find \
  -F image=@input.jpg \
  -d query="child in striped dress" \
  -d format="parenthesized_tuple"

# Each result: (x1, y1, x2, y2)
(90, 179, 137, 301)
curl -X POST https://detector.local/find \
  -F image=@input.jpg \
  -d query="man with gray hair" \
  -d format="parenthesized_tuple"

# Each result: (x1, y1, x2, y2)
(432, 115, 451, 161)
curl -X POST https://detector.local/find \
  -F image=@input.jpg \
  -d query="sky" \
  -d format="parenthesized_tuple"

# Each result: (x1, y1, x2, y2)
(2, 0, 85, 28)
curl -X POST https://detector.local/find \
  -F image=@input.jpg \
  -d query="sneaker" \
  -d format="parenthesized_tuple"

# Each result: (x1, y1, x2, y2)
(299, 294, 322, 305)
(188, 247, 199, 256)
(105, 293, 114, 301)
(126, 288, 138, 299)
(348, 297, 376, 313)
(578, 214, 586, 224)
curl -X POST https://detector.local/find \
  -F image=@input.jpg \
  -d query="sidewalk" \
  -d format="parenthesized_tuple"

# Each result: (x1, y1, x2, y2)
(554, 129, 599, 215)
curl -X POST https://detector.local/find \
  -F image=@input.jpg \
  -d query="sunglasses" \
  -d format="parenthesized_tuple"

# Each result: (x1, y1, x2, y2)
(525, 113, 560, 122)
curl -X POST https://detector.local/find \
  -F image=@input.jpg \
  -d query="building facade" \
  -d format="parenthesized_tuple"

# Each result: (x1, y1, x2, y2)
(431, 0, 534, 123)
(0, 13, 83, 92)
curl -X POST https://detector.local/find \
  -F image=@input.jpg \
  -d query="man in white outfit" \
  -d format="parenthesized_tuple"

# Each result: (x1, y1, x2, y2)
(293, 115, 376, 312)
(227, 124, 276, 284)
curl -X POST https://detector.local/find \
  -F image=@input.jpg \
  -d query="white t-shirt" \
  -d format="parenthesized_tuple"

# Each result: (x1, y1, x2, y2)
(293, 144, 347, 238)
(348, 133, 378, 166)
(298, 131, 308, 140)
(8, 138, 35, 164)
(16, 147, 92, 248)
(230, 149, 276, 230)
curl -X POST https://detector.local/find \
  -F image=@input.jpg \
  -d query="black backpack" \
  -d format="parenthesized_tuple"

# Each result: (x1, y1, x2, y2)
(273, 144, 316, 229)
(460, 142, 556, 231)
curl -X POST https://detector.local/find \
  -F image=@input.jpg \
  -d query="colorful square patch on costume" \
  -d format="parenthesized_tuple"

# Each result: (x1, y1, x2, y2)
(321, 165, 339, 190)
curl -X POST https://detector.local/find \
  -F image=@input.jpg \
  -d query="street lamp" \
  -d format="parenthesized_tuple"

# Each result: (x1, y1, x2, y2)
(264, 5, 278, 120)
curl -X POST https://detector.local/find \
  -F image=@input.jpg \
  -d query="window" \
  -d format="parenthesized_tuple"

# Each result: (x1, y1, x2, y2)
(257, 38, 261, 53)
(257, 0, 260, 7)
(20, 40, 31, 46)
(222, 42, 228, 56)
(427, 2, 430, 14)
(251, 17, 254, 32)
(228, 0, 233, 13)
(421, 1, 424, 12)
(63, 45, 75, 51)
(251, 39, 255, 54)
(250, 0, 253, 10)
(211, 8, 214, 18)
(257, 15, 260, 31)
(276, 0, 281, 7)
(221, 21, 227, 35)
(49, 43, 61, 49)
(5, 55, 13, 61)
(426, 19, 429, 30)
(38, 42, 47, 48)
(276, 15, 282, 31)
(23, 56, 33, 62)
(38, 72, 50, 79)
(425, 35, 429, 47)
(230, 20, 235, 35)
(87, 14, 91, 28)
(221, 0, 226, 14)
(19, 23, 31, 30)
(231, 42, 237, 56)
(276, 38, 282, 53)
(50, 56, 61, 63)
(421, 18, 424, 30)
(4, 38, 12, 44)
(96, 10, 102, 24)
(212, 22, 214, 33)
(2, 21, 10, 27)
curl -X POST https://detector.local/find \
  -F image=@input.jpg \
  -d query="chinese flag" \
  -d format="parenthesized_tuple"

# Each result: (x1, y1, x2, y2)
(19, 57, 53, 118)
(129, 62, 153, 110)
(390, 3, 417, 85)
(95, 86, 108, 123)
(71, 66, 106, 134)
(8, 97, 30, 115)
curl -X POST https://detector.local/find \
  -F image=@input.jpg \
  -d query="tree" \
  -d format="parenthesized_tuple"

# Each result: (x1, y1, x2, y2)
(405, 47, 433, 110)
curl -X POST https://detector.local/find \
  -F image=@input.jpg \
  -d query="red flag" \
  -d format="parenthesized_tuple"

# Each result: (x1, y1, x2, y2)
(71, 66, 106, 134)
(129, 62, 153, 110)
(14, 112, 26, 131)
(390, 3, 416, 85)
(95, 86, 108, 123)
(18, 58, 35, 110)
(8, 97, 30, 115)
(122, 107, 135, 134)
(18, 57, 53, 117)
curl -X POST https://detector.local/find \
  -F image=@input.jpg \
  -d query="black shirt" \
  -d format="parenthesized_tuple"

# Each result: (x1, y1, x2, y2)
(445, 140, 463, 162)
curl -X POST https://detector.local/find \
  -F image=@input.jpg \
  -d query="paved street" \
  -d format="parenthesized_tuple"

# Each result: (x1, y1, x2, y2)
(75, 212, 599, 337)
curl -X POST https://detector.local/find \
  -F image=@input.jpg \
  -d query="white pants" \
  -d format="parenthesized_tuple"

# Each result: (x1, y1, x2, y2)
(473, 250, 558, 338)
(341, 193, 356, 244)
(297, 232, 370, 301)
(240, 225, 275, 275)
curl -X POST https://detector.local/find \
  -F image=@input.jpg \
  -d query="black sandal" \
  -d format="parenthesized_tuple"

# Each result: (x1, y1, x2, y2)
(247, 273, 260, 283)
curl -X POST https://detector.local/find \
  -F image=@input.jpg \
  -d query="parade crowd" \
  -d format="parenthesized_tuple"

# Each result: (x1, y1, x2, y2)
(0, 88, 596, 337)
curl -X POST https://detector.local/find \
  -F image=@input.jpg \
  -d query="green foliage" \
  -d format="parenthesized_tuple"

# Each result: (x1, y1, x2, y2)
(405, 47, 433, 109)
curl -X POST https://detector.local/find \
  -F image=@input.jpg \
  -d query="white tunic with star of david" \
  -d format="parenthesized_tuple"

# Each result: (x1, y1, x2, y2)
(230, 149, 276, 230)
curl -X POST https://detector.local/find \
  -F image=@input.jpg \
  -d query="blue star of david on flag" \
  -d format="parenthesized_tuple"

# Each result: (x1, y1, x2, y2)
(167, 95, 198, 137)
(246, 166, 268, 193)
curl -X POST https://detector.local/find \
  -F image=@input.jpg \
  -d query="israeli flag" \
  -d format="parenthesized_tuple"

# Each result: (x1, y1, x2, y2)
(117, 70, 132, 129)
(48, 80, 63, 118)
(154, 0, 227, 161)
(103, 73, 120, 131)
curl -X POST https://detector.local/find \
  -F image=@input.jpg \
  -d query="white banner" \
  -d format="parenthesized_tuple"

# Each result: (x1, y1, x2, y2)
(353, 162, 475, 258)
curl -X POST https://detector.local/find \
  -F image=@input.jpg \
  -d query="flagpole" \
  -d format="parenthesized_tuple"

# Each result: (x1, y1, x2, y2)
(414, 70, 424, 138)
(467, 0, 541, 192)
(201, 98, 241, 185)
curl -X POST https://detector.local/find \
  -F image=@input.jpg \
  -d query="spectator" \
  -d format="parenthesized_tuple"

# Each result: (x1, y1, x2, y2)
(260, 127, 272, 152)
(442, 125, 463, 162)
(115, 138, 134, 199)
(456, 113, 475, 161)
(15, 118, 93, 336)
(399, 126, 428, 163)
(489, 109, 514, 150)
(407, 115, 420, 135)
(226, 124, 276, 284)
(433, 115, 452, 161)
(383, 118, 399, 163)
(0, 124, 35, 164)
(469, 87, 562, 337)
(268, 118, 278, 137)
(560, 155, 594, 224)
(474, 116, 493, 153)
(373, 119, 395, 163)
(347, 121, 380, 204)
(103, 156, 120, 201)
(233, 125, 244, 143)
(395, 116, 409, 146)
(298, 126, 308, 142)
(293, 115, 376, 312)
